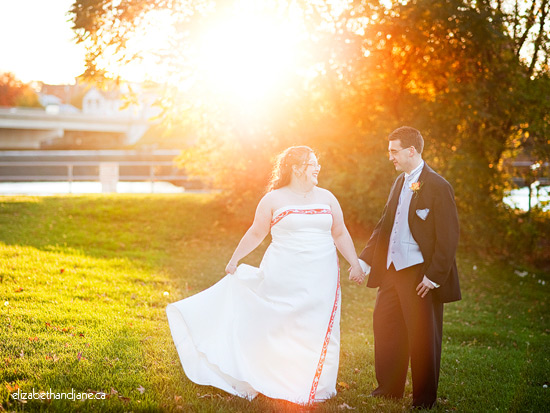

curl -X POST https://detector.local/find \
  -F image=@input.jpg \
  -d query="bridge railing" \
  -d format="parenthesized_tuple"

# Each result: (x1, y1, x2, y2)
(0, 160, 202, 193)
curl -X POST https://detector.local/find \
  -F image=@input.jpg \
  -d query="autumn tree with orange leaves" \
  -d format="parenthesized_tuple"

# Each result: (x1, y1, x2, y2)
(0, 72, 41, 108)
(70, 0, 550, 263)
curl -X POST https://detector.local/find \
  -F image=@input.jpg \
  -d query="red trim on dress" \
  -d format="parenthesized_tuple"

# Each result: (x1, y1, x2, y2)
(308, 262, 340, 404)
(270, 208, 332, 228)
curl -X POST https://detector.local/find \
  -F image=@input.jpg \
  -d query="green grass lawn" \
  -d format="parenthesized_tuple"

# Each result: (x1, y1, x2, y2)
(0, 194, 548, 412)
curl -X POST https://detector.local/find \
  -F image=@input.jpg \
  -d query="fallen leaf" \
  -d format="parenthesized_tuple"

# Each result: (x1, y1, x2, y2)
(45, 353, 59, 362)
(198, 393, 214, 399)
(338, 402, 355, 410)
(6, 382, 20, 392)
(45, 322, 74, 334)
(338, 381, 350, 389)
(14, 286, 23, 293)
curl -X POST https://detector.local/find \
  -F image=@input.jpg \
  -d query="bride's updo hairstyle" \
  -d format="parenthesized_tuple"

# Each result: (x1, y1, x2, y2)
(268, 146, 314, 192)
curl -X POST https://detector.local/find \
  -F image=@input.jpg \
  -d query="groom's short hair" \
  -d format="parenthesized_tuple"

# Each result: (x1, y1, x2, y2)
(389, 126, 424, 154)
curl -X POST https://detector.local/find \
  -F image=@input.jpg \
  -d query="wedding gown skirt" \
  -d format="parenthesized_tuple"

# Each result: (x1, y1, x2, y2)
(166, 204, 340, 404)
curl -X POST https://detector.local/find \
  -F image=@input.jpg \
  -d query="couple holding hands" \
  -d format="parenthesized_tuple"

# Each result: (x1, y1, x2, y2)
(166, 126, 461, 410)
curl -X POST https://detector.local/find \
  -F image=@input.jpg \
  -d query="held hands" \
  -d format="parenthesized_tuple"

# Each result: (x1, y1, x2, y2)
(348, 264, 367, 285)
(416, 275, 435, 298)
(348, 259, 370, 285)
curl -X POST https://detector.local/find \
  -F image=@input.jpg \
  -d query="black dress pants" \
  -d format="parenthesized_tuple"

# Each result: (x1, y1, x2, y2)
(371, 263, 444, 408)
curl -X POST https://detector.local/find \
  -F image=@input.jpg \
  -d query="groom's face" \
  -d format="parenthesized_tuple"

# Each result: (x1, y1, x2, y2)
(388, 139, 412, 172)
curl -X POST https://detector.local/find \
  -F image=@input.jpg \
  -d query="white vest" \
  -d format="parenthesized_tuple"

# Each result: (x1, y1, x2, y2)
(387, 162, 425, 271)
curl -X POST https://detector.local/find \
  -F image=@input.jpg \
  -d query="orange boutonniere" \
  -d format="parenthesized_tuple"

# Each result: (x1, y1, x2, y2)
(410, 181, 423, 198)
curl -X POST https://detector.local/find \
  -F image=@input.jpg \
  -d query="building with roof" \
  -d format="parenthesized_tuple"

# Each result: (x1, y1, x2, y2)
(0, 83, 160, 149)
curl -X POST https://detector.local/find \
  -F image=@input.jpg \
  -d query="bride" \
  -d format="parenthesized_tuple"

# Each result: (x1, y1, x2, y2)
(166, 146, 365, 405)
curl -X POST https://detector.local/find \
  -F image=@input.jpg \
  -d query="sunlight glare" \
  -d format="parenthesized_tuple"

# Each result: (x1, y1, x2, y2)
(115, 10, 176, 82)
(194, 7, 304, 105)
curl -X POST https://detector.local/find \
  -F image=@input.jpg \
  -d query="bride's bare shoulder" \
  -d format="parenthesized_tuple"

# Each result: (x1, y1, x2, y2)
(259, 189, 287, 210)
(315, 187, 341, 210)
(315, 186, 337, 201)
(266, 187, 292, 201)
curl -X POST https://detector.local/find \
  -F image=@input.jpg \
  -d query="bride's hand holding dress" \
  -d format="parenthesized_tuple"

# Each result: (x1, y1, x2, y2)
(223, 195, 272, 275)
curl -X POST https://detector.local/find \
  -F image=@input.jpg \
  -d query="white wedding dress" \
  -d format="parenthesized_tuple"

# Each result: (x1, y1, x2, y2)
(166, 204, 341, 405)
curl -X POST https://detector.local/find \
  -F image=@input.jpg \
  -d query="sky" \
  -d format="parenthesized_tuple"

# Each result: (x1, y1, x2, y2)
(0, 0, 86, 85)
(0, 0, 397, 87)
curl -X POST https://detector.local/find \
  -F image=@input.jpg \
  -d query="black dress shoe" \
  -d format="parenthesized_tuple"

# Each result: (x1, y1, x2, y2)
(411, 401, 436, 410)
(369, 390, 401, 400)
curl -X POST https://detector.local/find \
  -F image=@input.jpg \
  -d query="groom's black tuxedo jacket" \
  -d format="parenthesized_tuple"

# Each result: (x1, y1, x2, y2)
(359, 163, 461, 303)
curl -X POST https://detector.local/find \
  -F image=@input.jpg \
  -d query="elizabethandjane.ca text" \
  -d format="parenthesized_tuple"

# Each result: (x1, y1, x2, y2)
(11, 388, 106, 401)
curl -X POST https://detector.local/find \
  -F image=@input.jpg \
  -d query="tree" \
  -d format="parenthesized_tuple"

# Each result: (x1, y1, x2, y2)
(70, 0, 550, 260)
(0, 72, 41, 107)
(360, 0, 550, 255)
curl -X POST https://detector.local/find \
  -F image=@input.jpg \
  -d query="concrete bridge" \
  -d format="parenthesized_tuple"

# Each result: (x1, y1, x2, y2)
(0, 149, 205, 191)
(0, 107, 150, 149)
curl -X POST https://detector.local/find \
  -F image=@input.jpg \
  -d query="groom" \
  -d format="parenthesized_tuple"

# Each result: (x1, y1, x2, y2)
(356, 126, 460, 409)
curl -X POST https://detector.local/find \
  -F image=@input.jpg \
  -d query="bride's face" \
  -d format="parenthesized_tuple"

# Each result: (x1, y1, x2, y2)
(300, 153, 321, 185)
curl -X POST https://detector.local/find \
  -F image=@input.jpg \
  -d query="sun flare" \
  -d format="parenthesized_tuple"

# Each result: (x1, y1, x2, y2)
(90, 0, 360, 114)
(194, 7, 305, 105)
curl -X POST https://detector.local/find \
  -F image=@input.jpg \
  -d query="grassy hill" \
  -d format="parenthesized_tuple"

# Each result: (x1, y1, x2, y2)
(0, 194, 548, 412)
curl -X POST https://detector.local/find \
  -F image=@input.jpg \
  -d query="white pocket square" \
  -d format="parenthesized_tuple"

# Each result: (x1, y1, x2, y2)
(416, 208, 430, 220)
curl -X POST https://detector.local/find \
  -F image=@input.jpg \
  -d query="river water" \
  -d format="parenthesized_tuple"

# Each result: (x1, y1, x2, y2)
(0, 181, 185, 195)
(0, 182, 547, 211)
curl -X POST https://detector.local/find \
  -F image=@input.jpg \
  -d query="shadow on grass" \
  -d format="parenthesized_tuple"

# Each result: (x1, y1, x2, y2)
(1, 194, 549, 412)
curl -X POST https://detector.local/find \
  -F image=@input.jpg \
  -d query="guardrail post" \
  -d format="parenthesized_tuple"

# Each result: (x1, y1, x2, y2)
(150, 164, 154, 193)
(68, 164, 73, 193)
(99, 162, 119, 193)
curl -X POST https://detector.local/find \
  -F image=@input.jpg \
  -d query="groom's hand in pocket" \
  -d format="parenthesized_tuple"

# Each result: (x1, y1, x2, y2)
(416, 275, 435, 298)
